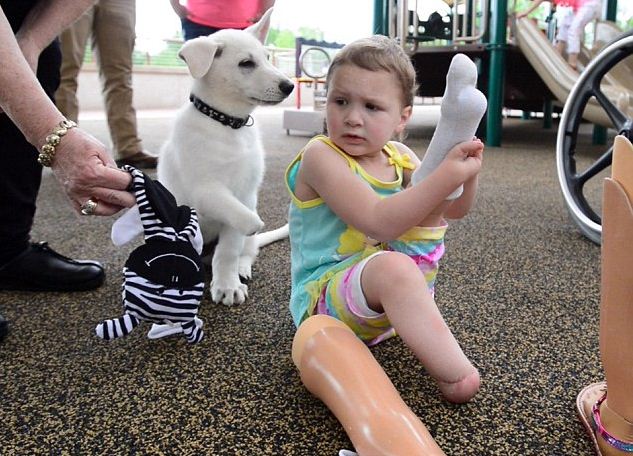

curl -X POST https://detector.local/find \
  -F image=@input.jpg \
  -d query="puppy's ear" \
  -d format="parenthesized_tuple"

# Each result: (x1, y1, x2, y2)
(178, 37, 220, 79)
(246, 7, 273, 43)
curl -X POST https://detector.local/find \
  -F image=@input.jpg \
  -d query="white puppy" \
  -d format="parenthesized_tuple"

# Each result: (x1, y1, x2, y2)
(157, 9, 293, 306)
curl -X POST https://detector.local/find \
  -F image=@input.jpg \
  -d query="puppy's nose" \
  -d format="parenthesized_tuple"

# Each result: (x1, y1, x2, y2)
(279, 80, 295, 95)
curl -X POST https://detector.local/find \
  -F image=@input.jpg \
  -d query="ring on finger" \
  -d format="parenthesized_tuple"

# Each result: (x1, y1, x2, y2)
(80, 198, 98, 216)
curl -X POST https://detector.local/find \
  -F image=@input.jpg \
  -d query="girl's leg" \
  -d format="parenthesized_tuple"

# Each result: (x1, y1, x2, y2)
(361, 251, 480, 403)
(292, 315, 447, 456)
(410, 54, 486, 201)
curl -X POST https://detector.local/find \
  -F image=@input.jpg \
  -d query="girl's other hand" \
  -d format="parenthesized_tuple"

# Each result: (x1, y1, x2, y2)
(445, 138, 484, 180)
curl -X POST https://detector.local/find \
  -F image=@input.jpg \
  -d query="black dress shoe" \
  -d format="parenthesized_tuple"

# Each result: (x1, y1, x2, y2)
(0, 314, 7, 342)
(0, 242, 105, 292)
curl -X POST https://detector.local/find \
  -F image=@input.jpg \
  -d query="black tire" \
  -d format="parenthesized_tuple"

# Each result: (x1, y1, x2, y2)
(556, 32, 633, 244)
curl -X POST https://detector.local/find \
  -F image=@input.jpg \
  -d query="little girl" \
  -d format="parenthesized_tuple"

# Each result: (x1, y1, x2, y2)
(285, 35, 484, 404)
(517, 0, 603, 70)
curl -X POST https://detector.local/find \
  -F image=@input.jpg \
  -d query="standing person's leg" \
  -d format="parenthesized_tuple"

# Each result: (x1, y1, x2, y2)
(555, 9, 574, 56)
(55, 9, 94, 122)
(93, 0, 155, 167)
(566, 0, 602, 69)
(0, 42, 104, 291)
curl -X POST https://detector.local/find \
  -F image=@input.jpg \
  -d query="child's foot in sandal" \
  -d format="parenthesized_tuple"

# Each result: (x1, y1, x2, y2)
(577, 382, 633, 455)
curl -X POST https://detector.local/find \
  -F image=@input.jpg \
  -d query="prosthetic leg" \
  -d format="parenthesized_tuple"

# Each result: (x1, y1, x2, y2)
(292, 315, 446, 456)
(577, 135, 633, 455)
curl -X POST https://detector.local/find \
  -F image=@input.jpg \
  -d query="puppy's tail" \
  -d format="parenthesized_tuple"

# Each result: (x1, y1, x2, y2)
(255, 223, 289, 248)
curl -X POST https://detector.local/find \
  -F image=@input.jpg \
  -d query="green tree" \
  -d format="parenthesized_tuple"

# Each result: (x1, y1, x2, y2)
(266, 27, 296, 48)
(266, 26, 326, 48)
(297, 26, 324, 41)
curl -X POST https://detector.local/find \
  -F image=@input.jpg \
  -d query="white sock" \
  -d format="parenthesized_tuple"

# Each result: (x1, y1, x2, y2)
(411, 54, 487, 199)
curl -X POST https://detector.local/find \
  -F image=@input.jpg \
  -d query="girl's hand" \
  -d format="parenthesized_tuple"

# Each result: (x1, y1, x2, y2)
(444, 138, 484, 182)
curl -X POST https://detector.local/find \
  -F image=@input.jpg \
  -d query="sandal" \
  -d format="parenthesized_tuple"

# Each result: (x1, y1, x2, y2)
(577, 382, 633, 455)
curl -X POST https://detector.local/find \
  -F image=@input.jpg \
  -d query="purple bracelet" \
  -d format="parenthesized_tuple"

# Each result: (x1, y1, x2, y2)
(592, 392, 633, 452)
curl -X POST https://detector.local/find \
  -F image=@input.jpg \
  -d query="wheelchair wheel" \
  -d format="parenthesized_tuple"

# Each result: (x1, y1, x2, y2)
(556, 32, 633, 244)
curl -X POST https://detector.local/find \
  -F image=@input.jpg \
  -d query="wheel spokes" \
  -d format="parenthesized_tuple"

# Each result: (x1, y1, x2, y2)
(592, 86, 628, 131)
(576, 146, 613, 186)
(557, 34, 633, 242)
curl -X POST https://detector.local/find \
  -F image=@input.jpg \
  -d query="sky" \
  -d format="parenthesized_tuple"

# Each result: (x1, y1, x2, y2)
(135, 0, 375, 53)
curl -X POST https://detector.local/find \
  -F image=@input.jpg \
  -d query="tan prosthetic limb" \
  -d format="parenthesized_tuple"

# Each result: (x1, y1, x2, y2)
(598, 135, 633, 453)
(579, 136, 633, 455)
(292, 315, 446, 456)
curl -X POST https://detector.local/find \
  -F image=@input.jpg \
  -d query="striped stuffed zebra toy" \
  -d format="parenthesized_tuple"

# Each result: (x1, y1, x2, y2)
(95, 165, 205, 344)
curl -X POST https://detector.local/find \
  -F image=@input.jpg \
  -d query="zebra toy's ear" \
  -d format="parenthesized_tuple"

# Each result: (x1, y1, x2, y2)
(111, 205, 144, 246)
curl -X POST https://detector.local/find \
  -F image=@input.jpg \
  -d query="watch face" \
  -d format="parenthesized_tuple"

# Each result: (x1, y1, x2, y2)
(126, 240, 204, 288)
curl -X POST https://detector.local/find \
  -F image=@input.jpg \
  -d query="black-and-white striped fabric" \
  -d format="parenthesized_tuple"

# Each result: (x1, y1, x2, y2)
(96, 166, 205, 344)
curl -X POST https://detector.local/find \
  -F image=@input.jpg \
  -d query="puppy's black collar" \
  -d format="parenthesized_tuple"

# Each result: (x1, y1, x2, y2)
(189, 94, 254, 129)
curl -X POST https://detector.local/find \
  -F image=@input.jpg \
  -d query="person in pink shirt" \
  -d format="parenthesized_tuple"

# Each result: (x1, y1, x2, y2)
(169, 0, 276, 41)
(518, 0, 603, 70)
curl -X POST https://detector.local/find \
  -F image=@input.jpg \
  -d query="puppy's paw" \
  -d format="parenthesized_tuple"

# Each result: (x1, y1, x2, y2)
(210, 278, 248, 306)
(237, 212, 265, 236)
(238, 257, 254, 280)
(246, 216, 265, 237)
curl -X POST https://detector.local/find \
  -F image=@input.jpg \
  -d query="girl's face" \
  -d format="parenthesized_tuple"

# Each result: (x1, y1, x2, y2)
(326, 64, 411, 159)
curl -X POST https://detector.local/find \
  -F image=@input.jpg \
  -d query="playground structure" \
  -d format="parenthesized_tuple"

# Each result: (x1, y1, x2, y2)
(371, 0, 632, 243)
(282, 38, 343, 136)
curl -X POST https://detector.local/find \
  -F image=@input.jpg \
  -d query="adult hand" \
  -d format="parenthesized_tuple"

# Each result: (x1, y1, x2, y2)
(50, 128, 135, 216)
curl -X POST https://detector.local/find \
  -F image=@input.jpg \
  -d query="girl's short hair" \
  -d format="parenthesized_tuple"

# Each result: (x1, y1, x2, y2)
(326, 35, 417, 107)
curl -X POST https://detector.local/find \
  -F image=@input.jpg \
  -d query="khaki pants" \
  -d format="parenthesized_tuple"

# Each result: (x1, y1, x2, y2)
(56, 0, 142, 159)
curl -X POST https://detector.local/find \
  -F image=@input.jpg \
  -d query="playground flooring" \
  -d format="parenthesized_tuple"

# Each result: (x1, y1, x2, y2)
(0, 105, 610, 455)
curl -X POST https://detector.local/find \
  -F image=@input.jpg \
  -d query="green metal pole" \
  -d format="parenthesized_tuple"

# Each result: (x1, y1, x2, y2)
(543, 100, 553, 129)
(593, 126, 607, 144)
(605, 0, 617, 21)
(486, 0, 507, 147)
(373, 0, 387, 35)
